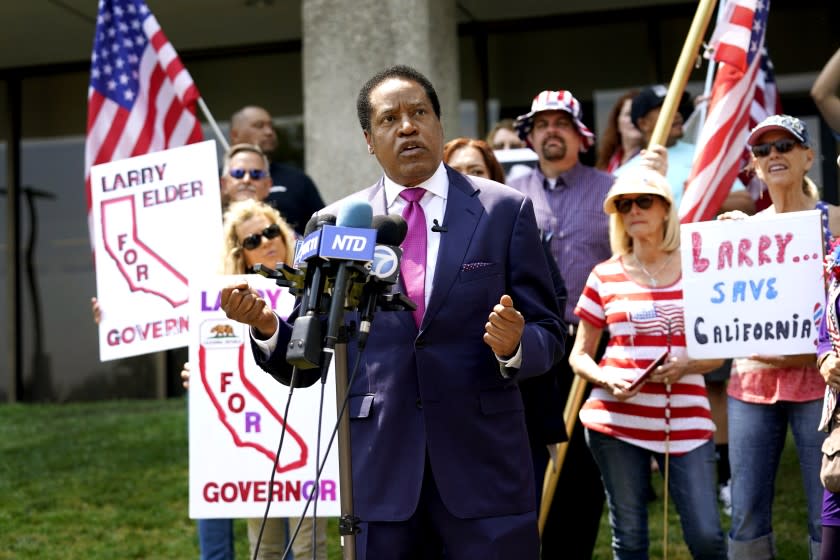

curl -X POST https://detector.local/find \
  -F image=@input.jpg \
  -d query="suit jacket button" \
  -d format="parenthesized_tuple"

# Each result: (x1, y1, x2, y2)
(416, 398, 423, 409)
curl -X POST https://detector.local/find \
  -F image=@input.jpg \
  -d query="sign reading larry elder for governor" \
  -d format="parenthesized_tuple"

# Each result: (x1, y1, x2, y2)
(189, 275, 340, 519)
(680, 211, 824, 359)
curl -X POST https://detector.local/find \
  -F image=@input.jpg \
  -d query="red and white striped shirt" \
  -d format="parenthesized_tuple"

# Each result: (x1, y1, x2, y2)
(575, 256, 715, 455)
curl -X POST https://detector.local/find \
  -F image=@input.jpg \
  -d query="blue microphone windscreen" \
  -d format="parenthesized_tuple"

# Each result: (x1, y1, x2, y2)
(336, 200, 373, 228)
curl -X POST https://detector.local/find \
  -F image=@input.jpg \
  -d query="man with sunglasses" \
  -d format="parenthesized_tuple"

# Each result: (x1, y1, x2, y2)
(220, 143, 273, 208)
(508, 89, 614, 560)
(230, 106, 325, 235)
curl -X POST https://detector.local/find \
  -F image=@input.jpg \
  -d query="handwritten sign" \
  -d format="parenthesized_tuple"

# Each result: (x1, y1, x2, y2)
(91, 140, 222, 361)
(680, 211, 824, 359)
(188, 275, 340, 519)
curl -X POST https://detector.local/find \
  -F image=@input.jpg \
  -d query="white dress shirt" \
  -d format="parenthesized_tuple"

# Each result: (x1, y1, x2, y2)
(254, 163, 522, 369)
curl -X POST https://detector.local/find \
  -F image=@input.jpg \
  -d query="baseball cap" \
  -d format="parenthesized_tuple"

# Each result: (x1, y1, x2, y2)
(747, 114, 810, 147)
(630, 85, 694, 129)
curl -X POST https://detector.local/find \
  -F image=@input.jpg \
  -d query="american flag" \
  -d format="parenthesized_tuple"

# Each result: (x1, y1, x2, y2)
(678, 0, 779, 223)
(85, 0, 203, 237)
(629, 303, 685, 336)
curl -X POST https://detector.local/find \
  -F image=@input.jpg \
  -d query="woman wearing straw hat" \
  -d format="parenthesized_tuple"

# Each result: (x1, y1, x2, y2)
(568, 168, 726, 559)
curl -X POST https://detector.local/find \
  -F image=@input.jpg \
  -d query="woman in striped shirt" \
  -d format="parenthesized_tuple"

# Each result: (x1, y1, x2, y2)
(569, 169, 726, 559)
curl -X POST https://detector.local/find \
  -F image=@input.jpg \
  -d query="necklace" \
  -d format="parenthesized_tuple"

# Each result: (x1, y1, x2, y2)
(632, 251, 674, 287)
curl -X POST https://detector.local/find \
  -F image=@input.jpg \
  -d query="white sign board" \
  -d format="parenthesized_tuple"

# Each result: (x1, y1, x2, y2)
(680, 211, 825, 359)
(91, 140, 223, 361)
(188, 275, 340, 519)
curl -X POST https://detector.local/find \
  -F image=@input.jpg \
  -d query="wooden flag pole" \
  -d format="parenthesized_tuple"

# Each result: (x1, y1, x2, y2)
(648, 0, 718, 149)
(538, 374, 588, 535)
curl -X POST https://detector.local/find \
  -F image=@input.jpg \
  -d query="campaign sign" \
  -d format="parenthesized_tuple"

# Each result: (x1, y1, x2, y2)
(680, 211, 825, 359)
(91, 140, 222, 361)
(189, 275, 340, 518)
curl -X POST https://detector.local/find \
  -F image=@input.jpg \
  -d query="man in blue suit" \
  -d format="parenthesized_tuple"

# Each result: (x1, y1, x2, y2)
(220, 65, 563, 559)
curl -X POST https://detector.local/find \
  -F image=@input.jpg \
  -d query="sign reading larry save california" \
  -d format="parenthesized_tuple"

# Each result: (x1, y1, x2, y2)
(680, 210, 824, 359)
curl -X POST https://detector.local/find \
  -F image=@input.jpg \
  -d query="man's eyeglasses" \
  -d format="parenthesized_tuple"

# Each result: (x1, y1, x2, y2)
(614, 194, 658, 214)
(240, 223, 281, 251)
(228, 168, 270, 180)
(751, 138, 799, 158)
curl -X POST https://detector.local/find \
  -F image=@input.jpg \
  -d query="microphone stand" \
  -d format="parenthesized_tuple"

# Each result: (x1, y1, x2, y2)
(328, 293, 415, 560)
(333, 327, 359, 560)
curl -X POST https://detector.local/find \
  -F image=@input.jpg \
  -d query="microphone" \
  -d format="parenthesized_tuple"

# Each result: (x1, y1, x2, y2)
(357, 215, 409, 348)
(286, 213, 336, 370)
(298, 213, 337, 315)
(431, 219, 447, 233)
(321, 201, 376, 359)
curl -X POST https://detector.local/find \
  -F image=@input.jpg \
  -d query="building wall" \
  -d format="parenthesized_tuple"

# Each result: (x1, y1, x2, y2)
(0, 0, 837, 401)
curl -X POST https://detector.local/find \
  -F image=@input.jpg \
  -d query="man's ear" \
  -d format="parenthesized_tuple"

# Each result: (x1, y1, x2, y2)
(364, 130, 374, 154)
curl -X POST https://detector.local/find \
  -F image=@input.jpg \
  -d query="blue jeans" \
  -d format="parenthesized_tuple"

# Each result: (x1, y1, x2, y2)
(727, 397, 824, 559)
(586, 429, 726, 560)
(198, 518, 234, 560)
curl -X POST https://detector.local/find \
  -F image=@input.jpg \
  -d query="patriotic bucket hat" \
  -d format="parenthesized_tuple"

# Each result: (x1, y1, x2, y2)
(747, 114, 810, 147)
(514, 90, 595, 151)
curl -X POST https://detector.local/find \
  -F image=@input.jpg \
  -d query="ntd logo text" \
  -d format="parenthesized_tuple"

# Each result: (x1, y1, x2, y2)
(332, 235, 368, 252)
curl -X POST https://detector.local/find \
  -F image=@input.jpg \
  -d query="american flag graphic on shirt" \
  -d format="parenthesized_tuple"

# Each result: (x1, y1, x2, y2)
(630, 303, 685, 336)
(575, 257, 714, 455)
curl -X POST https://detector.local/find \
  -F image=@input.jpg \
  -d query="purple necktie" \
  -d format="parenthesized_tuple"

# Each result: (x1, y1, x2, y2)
(399, 187, 427, 327)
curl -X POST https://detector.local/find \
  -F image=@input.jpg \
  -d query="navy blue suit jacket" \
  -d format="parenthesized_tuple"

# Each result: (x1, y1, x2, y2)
(255, 166, 563, 522)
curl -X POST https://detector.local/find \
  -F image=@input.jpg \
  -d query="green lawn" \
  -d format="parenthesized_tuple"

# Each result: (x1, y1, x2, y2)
(1, 399, 812, 559)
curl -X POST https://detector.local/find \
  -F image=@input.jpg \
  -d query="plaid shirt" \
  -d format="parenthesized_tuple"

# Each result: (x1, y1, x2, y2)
(508, 162, 614, 325)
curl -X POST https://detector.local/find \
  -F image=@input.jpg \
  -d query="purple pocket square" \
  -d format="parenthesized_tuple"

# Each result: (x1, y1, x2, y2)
(462, 261, 494, 272)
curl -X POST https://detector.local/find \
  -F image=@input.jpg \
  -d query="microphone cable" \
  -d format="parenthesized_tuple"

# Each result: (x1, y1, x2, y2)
(281, 345, 366, 560)
(250, 365, 302, 560)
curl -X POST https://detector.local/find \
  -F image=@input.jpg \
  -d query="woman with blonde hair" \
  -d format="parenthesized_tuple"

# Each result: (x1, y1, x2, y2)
(221, 198, 297, 275)
(569, 168, 726, 559)
(218, 198, 327, 560)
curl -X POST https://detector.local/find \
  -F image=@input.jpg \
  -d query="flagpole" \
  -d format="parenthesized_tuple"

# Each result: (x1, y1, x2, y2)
(696, 2, 727, 140)
(197, 96, 230, 152)
(649, 0, 718, 148)
(538, 374, 588, 535)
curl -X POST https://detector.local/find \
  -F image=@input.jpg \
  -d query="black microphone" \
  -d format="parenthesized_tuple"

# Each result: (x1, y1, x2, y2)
(300, 213, 337, 315)
(431, 219, 447, 233)
(286, 213, 336, 370)
(357, 215, 409, 348)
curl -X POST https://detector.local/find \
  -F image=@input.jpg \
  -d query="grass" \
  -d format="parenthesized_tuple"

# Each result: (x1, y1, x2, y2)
(1, 399, 811, 559)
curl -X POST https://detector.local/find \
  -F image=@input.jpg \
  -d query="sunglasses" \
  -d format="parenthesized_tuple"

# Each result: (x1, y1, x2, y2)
(614, 194, 659, 214)
(240, 223, 281, 251)
(228, 168, 270, 180)
(751, 138, 799, 158)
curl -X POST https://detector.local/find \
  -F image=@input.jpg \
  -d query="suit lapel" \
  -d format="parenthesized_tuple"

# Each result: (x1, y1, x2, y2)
(421, 167, 483, 330)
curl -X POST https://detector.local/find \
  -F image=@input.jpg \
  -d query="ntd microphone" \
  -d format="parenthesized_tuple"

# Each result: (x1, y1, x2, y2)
(322, 200, 375, 358)
(318, 225, 376, 262)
